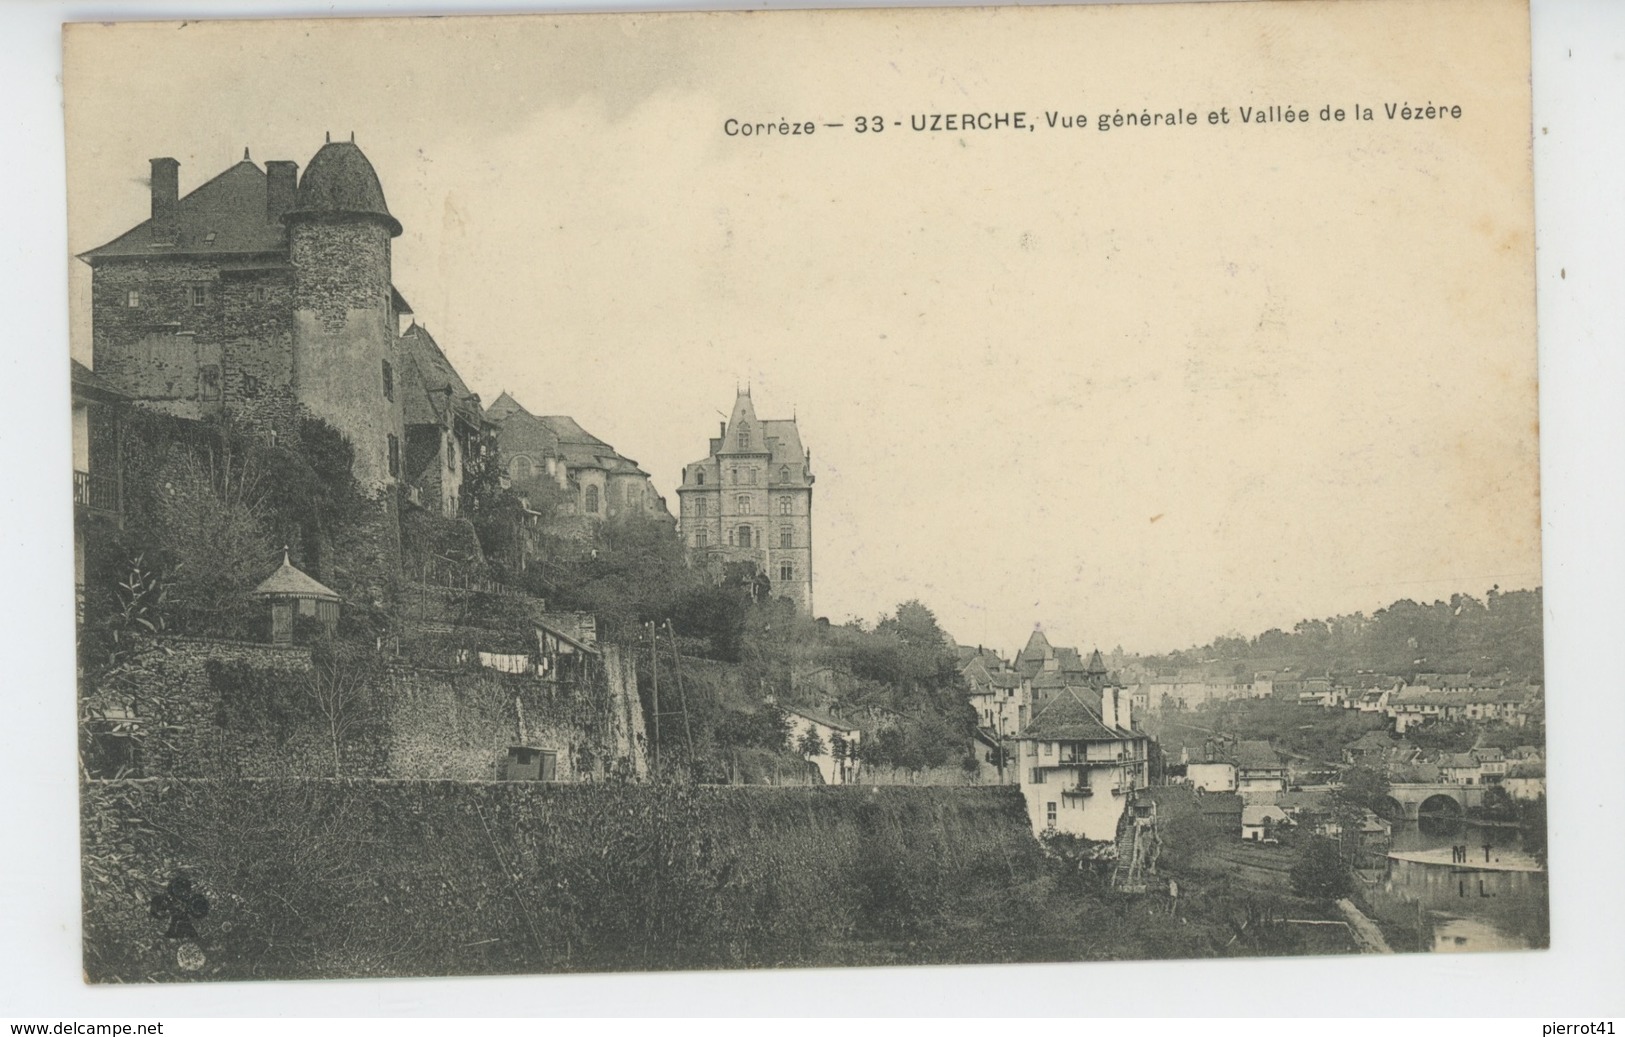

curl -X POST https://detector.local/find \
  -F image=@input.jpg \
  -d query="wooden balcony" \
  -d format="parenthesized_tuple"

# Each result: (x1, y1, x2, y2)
(74, 469, 120, 518)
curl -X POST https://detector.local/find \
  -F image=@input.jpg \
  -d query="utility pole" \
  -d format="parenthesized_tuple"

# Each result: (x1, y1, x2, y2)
(666, 619, 696, 770)
(648, 621, 660, 780)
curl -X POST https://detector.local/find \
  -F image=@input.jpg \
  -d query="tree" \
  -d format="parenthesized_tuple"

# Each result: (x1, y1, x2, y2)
(828, 732, 849, 780)
(1337, 765, 1390, 814)
(796, 727, 827, 761)
(1290, 837, 1352, 900)
(302, 644, 379, 776)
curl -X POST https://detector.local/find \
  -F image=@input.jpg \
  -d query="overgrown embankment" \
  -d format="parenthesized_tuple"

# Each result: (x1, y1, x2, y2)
(83, 780, 1073, 981)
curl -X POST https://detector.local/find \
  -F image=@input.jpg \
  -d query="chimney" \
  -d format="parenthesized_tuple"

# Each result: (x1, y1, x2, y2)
(1119, 687, 1134, 731)
(719, 421, 727, 438)
(150, 157, 179, 243)
(1100, 686, 1117, 730)
(266, 160, 298, 219)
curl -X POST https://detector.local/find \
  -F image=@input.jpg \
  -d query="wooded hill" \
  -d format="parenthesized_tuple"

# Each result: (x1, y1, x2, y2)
(1135, 588, 1544, 682)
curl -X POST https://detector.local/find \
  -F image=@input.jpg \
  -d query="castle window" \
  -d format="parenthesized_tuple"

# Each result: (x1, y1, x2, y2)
(696, 529, 708, 548)
(695, 499, 707, 519)
(510, 456, 534, 482)
(747, 468, 757, 485)
(200, 365, 221, 401)
(585, 485, 600, 514)
(254, 285, 268, 303)
(737, 526, 752, 548)
(125, 290, 140, 308)
(779, 497, 792, 516)
(190, 285, 208, 307)
(242, 373, 260, 398)
(730, 468, 738, 485)
(779, 561, 793, 581)
(736, 494, 751, 514)
(446, 434, 457, 471)
(381, 360, 394, 401)
(387, 434, 400, 478)
(779, 527, 793, 549)
(696, 471, 706, 486)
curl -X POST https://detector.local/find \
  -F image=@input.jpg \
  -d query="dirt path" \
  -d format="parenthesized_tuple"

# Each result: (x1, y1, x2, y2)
(1335, 898, 1394, 953)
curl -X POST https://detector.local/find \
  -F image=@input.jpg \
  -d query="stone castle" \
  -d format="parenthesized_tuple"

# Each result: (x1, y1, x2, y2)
(78, 136, 669, 556)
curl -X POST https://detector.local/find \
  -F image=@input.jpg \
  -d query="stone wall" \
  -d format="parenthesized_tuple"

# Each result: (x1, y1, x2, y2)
(91, 258, 296, 428)
(82, 635, 646, 783)
(80, 779, 1039, 981)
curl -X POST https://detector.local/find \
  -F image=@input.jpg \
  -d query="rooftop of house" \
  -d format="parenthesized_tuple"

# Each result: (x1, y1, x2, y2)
(1242, 804, 1291, 825)
(485, 392, 648, 477)
(1232, 740, 1285, 772)
(1196, 792, 1244, 816)
(1019, 687, 1136, 743)
(398, 323, 482, 431)
(71, 359, 128, 403)
(81, 138, 402, 263)
(785, 705, 859, 733)
(81, 157, 287, 261)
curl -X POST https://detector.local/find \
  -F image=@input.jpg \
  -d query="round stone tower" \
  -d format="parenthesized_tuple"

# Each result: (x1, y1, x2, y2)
(283, 136, 405, 495)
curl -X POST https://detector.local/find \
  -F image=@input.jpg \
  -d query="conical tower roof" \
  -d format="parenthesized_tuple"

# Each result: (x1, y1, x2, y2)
(286, 137, 402, 237)
(251, 550, 341, 601)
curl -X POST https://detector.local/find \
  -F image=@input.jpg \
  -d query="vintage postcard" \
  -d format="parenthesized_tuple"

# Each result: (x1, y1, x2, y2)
(65, 0, 1543, 983)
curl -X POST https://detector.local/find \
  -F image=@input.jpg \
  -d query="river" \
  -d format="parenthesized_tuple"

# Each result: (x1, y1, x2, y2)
(1359, 817, 1549, 952)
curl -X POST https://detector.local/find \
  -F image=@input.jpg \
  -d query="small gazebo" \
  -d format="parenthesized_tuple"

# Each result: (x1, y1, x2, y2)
(252, 548, 341, 644)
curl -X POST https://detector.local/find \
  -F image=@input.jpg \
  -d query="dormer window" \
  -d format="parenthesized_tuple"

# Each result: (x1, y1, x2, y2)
(779, 465, 790, 482)
(737, 425, 749, 450)
(696, 470, 706, 486)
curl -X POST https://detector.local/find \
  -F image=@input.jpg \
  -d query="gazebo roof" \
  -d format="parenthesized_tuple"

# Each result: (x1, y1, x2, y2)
(251, 551, 341, 602)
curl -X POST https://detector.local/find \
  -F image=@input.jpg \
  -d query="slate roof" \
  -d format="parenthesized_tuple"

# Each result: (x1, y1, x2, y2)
(80, 158, 288, 261)
(537, 416, 648, 475)
(762, 419, 807, 465)
(1242, 804, 1290, 826)
(1233, 740, 1285, 771)
(1019, 687, 1134, 742)
(398, 323, 482, 430)
(71, 360, 128, 402)
(288, 140, 402, 236)
(251, 552, 340, 601)
(1196, 792, 1244, 817)
(785, 705, 859, 733)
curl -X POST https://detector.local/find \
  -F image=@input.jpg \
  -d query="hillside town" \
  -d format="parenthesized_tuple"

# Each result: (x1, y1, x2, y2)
(71, 137, 1548, 980)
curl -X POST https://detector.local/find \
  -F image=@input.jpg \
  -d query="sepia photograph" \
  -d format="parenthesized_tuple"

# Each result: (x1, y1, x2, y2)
(52, 0, 1563, 993)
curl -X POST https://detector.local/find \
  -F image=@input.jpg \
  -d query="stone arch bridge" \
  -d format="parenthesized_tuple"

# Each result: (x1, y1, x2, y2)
(1378, 782, 1490, 822)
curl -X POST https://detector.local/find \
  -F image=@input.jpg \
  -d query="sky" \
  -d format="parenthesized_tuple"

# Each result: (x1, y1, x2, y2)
(62, 0, 1543, 656)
